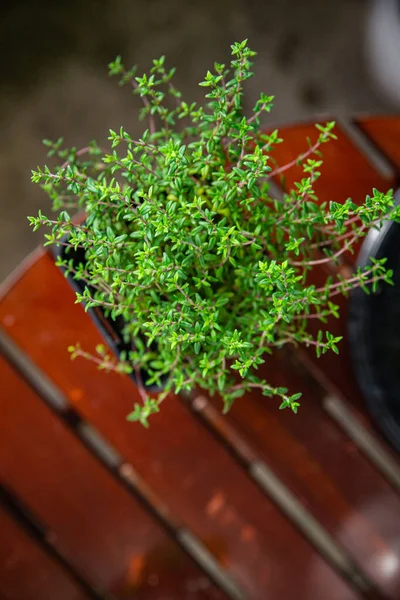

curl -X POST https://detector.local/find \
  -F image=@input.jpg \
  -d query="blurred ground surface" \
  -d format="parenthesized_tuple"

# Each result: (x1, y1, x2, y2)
(0, 0, 394, 280)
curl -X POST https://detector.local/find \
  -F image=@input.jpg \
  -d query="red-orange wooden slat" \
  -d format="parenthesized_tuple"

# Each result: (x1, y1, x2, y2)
(298, 290, 366, 410)
(0, 251, 361, 600)
(269, 122, 394, 265)
(356, 116, 400, 172)
(288, 260, 366, 414)
(269, 121, 396, 424)
(325, 115, 400, 442)
(268, 121, 391, 201)
(0, 507, 89, 600)
(213, 350, 400, 599)
(0, 355, 224, 600)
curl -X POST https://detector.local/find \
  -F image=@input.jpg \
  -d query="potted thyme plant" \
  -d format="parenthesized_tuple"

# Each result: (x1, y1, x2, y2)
(29, 40, 398, 426)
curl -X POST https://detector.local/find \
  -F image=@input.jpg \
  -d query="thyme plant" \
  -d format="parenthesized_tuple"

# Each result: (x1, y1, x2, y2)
(30, 41, 397, 426)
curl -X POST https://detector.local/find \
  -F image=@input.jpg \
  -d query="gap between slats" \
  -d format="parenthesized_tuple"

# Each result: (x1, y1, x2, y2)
(295, 348, 400, 494)
(0, 327, 245, 600)
(0, 483, 113, 600)
(0, 308, 384, 597)
(183, 393, 384, 600)
(268, 116, 400, 479)
(335, 117, 395, 182)
(1, 117, 394, 600)
(180, 118, 400, 598)
(353, 115, 400, 179)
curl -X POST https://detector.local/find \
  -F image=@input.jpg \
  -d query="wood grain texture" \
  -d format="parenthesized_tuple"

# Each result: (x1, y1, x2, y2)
(0, 355, 224, 600)
(0, 251, 360, 600)
(206, 119, 400, 597)
(356, 116, 400, 172)
(211, 350, 400, 599)
(0, 507, 89, 600)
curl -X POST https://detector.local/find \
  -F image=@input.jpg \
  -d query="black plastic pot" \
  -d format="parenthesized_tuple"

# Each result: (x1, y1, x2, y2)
(54, 241, 164, 392)
(348, 191, 400, 452)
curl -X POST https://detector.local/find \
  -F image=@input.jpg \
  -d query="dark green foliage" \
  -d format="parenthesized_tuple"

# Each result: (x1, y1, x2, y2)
(30, 41, 398, 425)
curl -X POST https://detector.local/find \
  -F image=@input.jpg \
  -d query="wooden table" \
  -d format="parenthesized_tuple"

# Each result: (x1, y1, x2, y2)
(2, 116, 400, 600)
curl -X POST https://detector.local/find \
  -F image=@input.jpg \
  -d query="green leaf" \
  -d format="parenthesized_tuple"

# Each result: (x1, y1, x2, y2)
(29, 42, 393, 426)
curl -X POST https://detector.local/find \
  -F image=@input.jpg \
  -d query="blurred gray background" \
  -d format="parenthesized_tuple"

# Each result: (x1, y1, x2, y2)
(0, 0, 396, 281)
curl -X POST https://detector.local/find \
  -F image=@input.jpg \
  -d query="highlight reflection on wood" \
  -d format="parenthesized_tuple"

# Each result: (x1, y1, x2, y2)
(2, 116, 400, 600)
